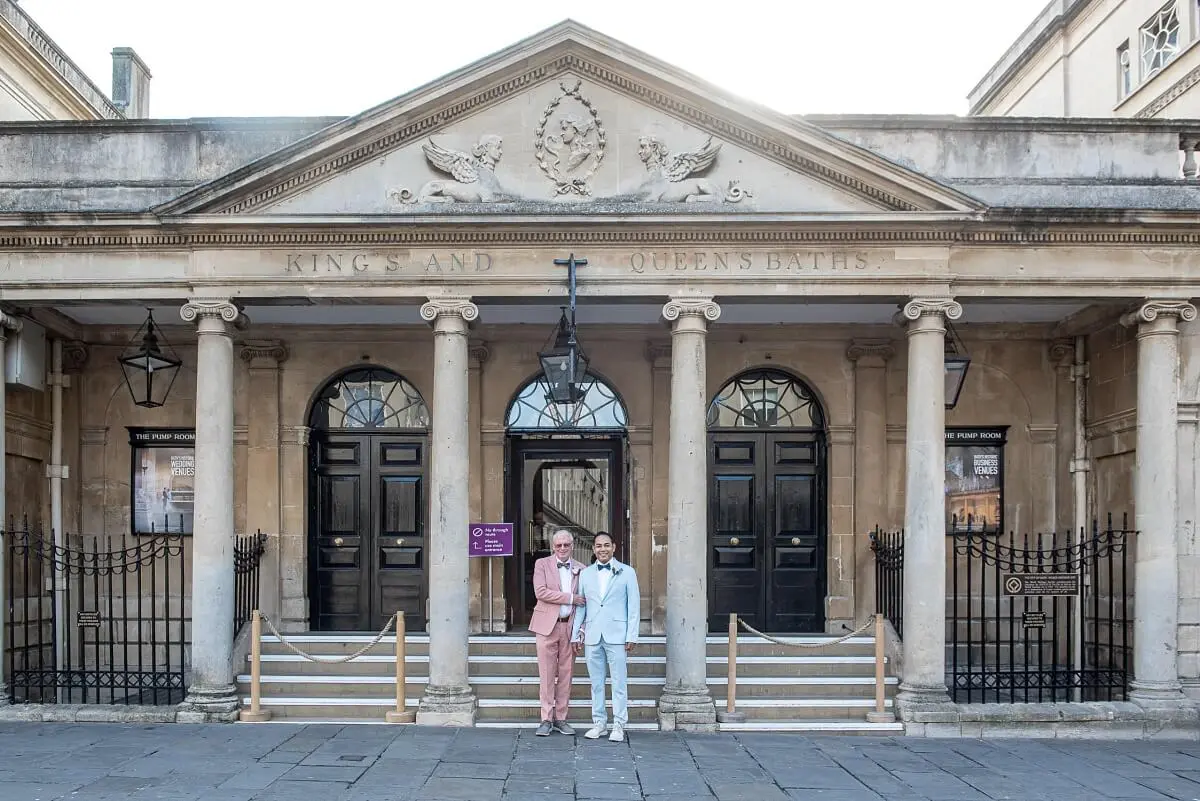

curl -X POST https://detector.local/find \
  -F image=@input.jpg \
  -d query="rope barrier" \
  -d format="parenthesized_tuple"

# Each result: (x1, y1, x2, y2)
(259, 612, 397, 664)
(735, 614, 878, 649)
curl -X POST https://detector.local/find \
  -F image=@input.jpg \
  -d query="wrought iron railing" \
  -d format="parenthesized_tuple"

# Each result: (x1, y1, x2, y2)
(234, 531, 268, 639)
(871, 515, 1133, 704)
(869, 527, 903, 638)
(6, 519, 188, 705)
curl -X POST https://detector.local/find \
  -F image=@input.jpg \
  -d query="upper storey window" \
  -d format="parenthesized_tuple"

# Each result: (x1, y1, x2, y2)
(1118, 42, 1132, 99)
(1141, 3, 1181, 79)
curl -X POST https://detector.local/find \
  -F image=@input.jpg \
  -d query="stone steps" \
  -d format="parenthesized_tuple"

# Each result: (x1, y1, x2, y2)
(237, 633, 902, 733)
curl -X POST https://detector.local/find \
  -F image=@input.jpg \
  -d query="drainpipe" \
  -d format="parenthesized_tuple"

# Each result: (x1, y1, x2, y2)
(1070, 335, 1089, 699)
(48, 339, 66, 697)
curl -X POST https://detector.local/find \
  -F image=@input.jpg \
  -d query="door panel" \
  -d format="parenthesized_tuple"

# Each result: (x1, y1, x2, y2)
(709, 431, 826, 632)
(311, 433, 427, 631)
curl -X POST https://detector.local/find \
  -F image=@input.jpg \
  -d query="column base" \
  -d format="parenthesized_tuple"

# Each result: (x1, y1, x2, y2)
(1129, 680, 1187, 704)
(177, 683, 239, 723)
(415, 684, 476, 727)
(894, 682, 951, 723)
(0, 683, 10, 706)
(658, 684, 717, 732)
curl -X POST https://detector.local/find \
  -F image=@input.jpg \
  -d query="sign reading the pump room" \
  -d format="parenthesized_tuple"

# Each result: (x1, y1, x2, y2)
(129, 428, 195, 536)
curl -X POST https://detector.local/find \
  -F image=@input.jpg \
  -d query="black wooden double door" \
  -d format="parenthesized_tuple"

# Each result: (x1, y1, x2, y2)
(309, 433, 427, 631)
(709, 432, 826, 632)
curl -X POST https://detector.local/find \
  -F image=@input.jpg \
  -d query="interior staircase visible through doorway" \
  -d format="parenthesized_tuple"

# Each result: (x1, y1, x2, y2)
(236, 633, 902, 733)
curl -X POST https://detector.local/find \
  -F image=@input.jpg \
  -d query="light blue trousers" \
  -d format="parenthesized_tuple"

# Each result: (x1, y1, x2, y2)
(585, 639, 628, 727)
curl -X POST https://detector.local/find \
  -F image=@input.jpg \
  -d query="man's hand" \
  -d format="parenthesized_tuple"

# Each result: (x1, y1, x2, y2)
(625, 642, 635, 654)
(573, 642, 584, 656)
(573, 594, 585, 606)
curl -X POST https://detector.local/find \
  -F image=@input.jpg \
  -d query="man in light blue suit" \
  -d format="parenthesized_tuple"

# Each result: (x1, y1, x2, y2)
(571, 531, 639, 742)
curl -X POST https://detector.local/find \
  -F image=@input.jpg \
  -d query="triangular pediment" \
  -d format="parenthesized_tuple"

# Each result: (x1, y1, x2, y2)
(157, 22, 981, 218)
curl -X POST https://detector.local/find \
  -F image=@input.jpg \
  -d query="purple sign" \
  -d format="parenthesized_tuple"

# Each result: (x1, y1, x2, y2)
(469, 523, 514, 557)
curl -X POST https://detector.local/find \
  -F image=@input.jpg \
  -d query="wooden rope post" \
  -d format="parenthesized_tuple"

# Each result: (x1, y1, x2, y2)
(715, 612, 745, 723)
(866, 614, 893, 723)
(241, 610, 271, 722)
(386, 611, 415, 723)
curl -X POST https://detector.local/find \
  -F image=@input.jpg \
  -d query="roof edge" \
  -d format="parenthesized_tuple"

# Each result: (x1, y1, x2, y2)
(967, 0, 1094, 115)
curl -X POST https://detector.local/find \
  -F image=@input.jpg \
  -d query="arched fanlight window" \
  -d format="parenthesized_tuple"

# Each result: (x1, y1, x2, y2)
(506, 375, 628, 431)
(310, 368, 429, 430)
(707, 369, 825, 429)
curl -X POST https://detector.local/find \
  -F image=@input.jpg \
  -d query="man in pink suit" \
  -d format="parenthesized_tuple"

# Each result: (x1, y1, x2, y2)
(529, 529, 586, 736)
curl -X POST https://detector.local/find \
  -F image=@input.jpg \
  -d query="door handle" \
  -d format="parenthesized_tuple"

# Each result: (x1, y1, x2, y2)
(791, 537, 801, 546)
(395, 538, 405, 546)
(729, 537, 740, 546)
(333, 537, 344, 547)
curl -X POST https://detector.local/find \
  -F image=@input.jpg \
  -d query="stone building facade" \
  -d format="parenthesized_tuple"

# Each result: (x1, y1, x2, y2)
(1, 22, 1199, 727)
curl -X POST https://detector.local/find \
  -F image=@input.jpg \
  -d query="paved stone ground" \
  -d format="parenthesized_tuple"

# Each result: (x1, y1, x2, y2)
(5, 723, 1200, 801)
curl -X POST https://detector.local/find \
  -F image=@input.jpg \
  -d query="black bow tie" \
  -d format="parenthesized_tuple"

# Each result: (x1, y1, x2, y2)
(597, 563, 612, 571)
(557, 562, 571, 569)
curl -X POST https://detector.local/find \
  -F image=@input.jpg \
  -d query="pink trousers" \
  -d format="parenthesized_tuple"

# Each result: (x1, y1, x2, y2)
(535, 619, 575, 722)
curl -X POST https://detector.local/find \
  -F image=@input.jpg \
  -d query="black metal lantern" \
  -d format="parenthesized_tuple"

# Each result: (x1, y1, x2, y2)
(539, 309, 590, 403)
(944, 320, 971, 410)
(539, 253, 590, 404)
(119, 309, 182, 408)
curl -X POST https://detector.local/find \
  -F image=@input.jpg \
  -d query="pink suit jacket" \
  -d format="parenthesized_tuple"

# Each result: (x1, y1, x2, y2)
(528, 555, 584, 636)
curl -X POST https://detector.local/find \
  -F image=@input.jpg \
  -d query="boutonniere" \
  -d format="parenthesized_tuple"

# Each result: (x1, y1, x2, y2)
(613, 565, 624, 576)
(570, 565, 581, 577)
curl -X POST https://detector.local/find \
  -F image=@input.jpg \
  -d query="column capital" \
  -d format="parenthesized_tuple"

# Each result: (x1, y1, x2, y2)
(846, 340, 895, 365)
(662, 298, 720, 324)
(1049, 338, 1075, 369)
(0, 311, 21, 339)
(239, 340, 288, 368)
(1120, 300, 1198, 328)
(468, 340, 490, 366)
(420, 297, 479, 324)
(901, 297, 963, 322)
(181, 299, 240, 326)
(63, 340, 90, 374)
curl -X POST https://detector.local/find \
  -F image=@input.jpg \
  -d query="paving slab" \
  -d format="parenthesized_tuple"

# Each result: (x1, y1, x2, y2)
(2, 723, 1200, 799)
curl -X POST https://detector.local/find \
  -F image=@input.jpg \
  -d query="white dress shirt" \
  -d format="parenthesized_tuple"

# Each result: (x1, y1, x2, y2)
(597, 561, 613, 597)
(557, 561, 573, 618)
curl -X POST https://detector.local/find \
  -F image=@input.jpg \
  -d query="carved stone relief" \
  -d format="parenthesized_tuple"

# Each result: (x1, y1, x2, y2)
(535, 81, 606, 196)
(392, 135, 518, 205)
(622, 135, 749, 204)
(386, 80, 750, 208)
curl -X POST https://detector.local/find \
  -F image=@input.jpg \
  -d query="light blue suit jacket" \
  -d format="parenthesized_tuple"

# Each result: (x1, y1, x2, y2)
(570, 559, 640, 646)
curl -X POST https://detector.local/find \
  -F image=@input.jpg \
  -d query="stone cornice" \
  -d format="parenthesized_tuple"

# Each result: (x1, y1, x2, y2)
(9, 219, 1200, 250)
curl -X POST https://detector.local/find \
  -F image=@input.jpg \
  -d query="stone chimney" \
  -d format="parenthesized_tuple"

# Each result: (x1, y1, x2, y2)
(111, 47, 151, 119)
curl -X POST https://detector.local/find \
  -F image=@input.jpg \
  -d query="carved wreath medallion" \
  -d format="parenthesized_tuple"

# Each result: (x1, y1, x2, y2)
(534, 80, 606, 196)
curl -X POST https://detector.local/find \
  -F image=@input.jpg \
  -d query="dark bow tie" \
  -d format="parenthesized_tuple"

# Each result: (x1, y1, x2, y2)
(557, 561, 571, 569)
(596, 563, 612, 571)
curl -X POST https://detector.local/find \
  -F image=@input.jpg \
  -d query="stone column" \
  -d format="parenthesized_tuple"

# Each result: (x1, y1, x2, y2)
(416, 297, 478, 725)
(1122, 300, 1197, 702)
(179, 299, 240, 721)
(658, 297, 719, 731)
(897, 297, 961, 708)
(0, 311, 21, 702)
(240, 341, 287, 622)
(847, 341, 894, 623)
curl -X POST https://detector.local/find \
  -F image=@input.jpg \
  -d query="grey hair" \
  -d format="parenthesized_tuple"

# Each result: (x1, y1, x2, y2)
(551, 529, 574, 544)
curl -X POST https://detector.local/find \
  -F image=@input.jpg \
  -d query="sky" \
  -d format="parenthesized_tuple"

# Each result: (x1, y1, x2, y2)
(20, 0, 1052, 119)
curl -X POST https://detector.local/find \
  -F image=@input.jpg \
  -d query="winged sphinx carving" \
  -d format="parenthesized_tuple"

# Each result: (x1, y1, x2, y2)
(392, 135, 519, 204)
(630, 135, 750, 203)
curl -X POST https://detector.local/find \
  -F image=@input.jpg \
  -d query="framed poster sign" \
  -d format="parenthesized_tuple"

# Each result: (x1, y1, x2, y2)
(129, 427, 195, 535)
(945, 426, 1007, 535)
